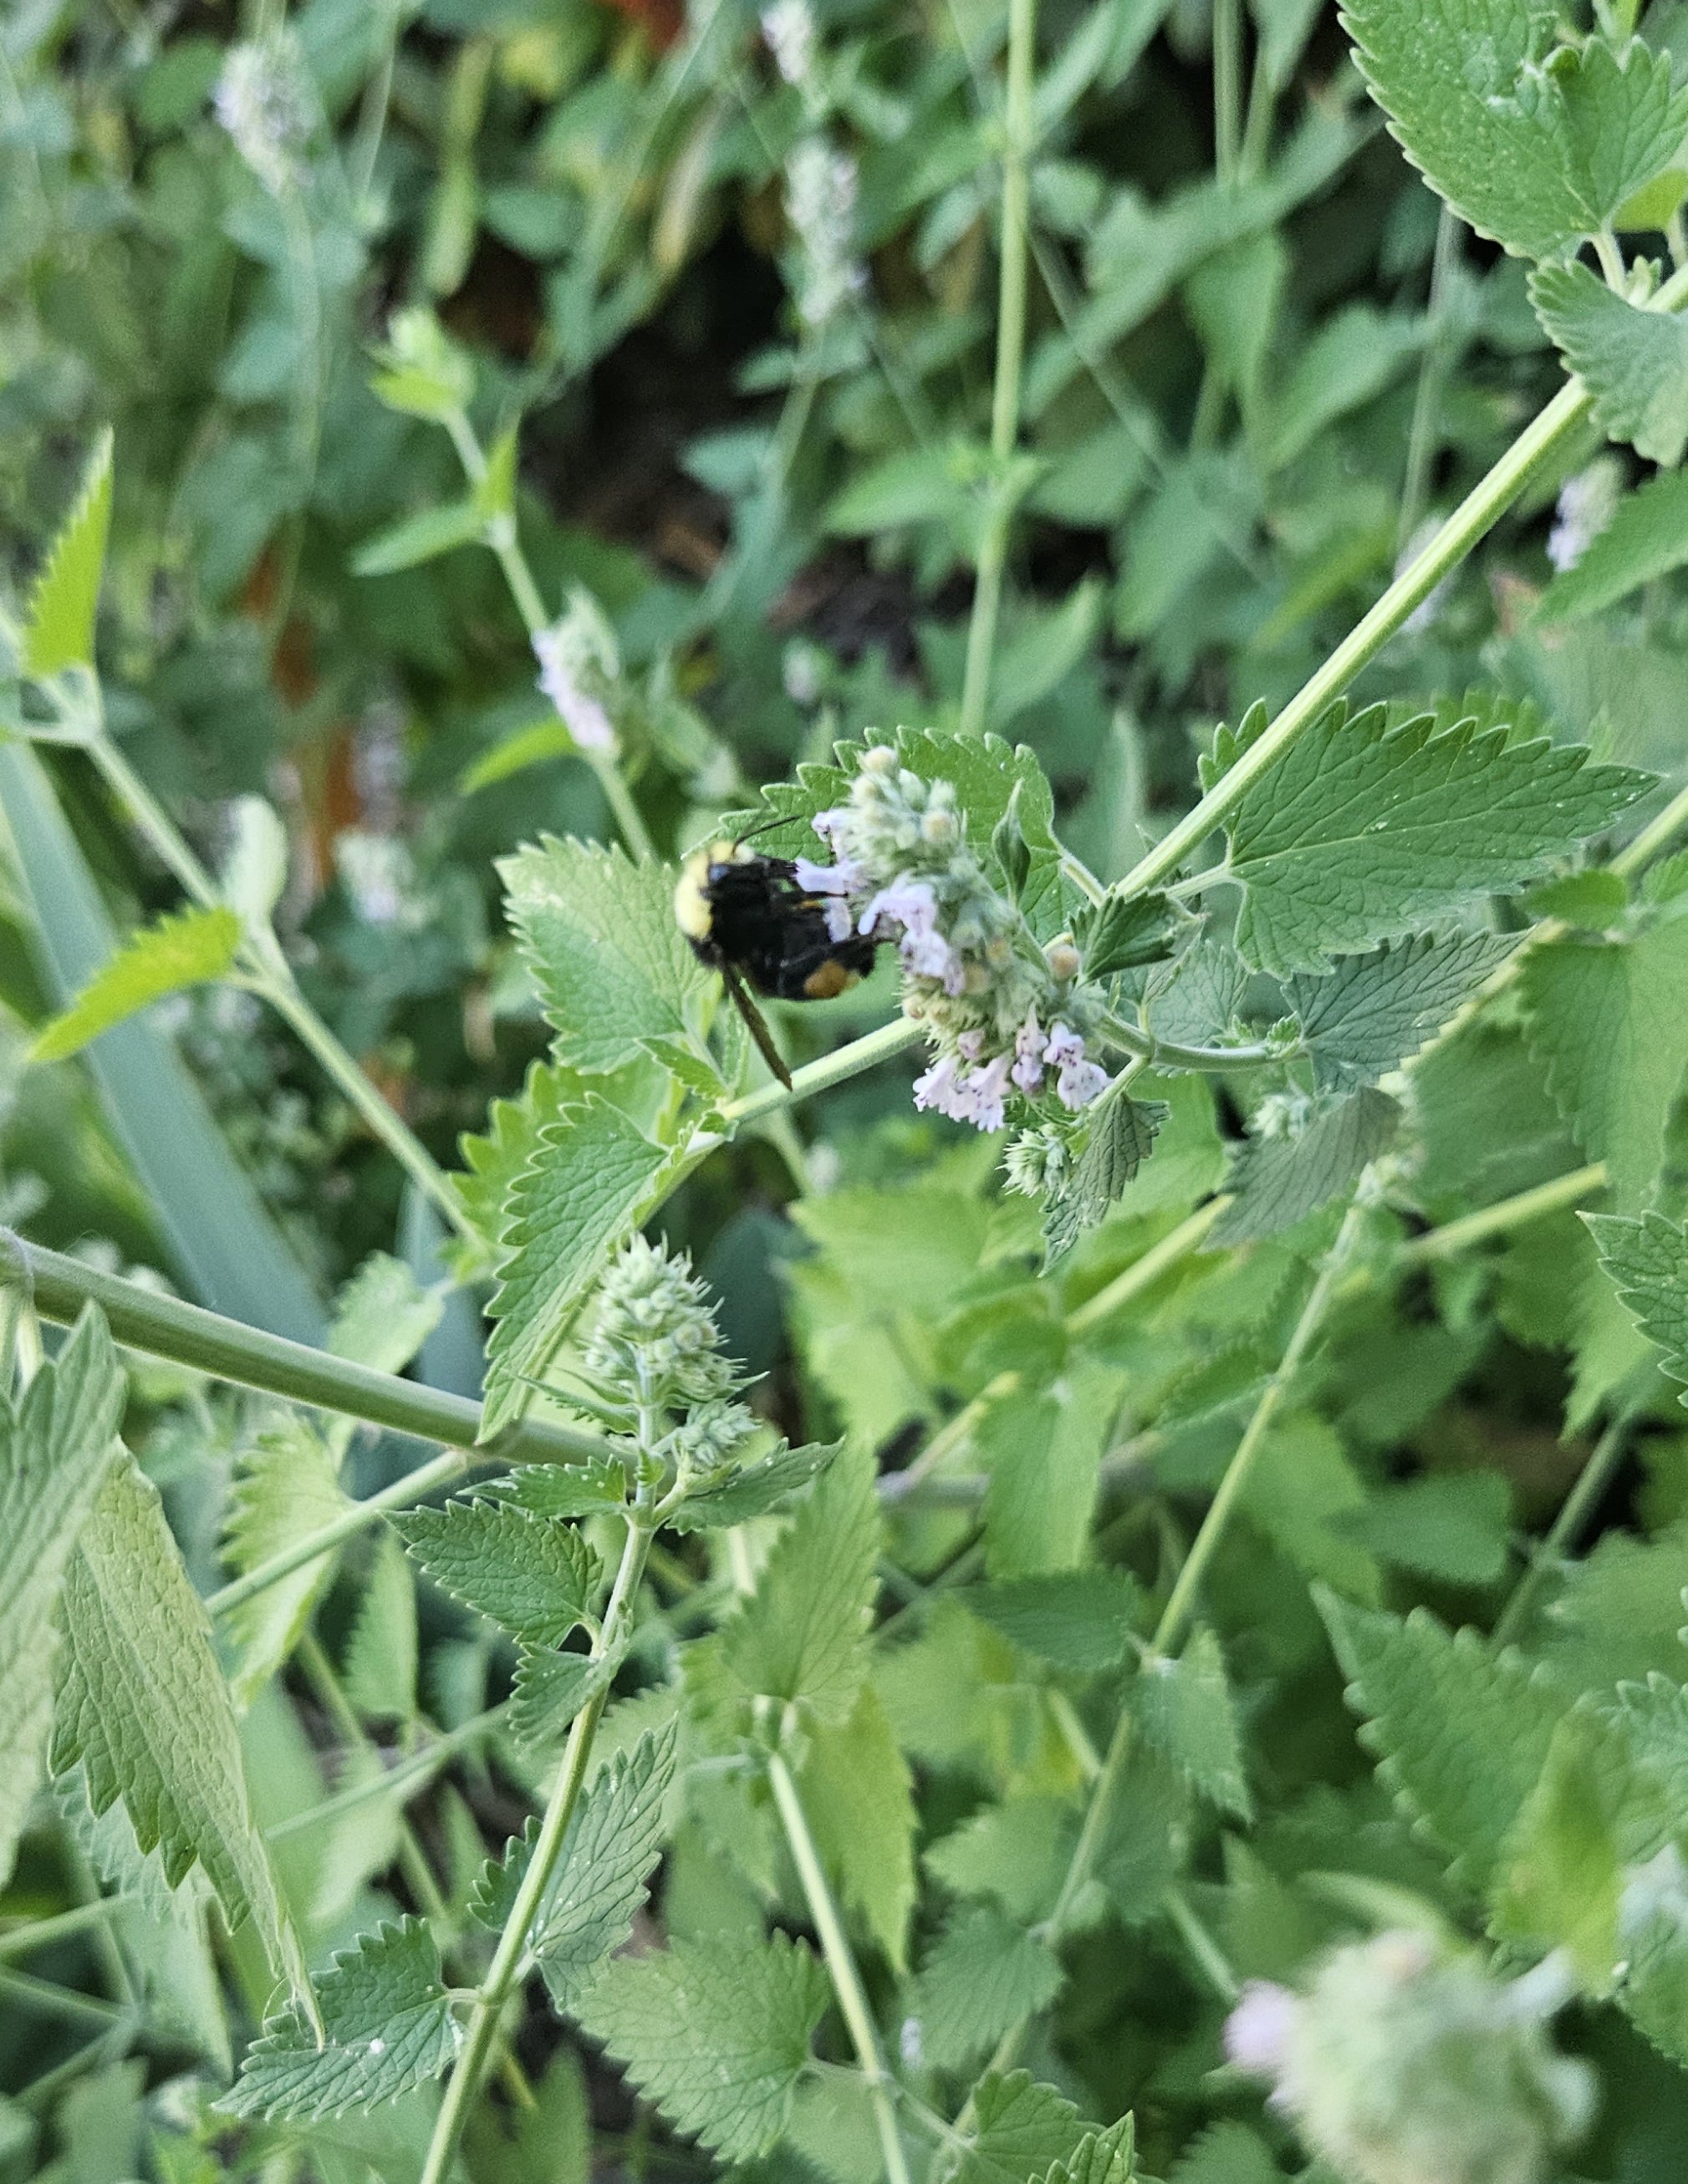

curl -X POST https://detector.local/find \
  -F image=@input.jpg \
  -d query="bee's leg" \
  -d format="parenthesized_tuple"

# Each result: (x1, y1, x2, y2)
(722, 960, 794, 1091)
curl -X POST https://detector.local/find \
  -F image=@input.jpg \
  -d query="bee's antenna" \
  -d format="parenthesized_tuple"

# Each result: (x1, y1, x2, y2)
(732, 814, 788, 849)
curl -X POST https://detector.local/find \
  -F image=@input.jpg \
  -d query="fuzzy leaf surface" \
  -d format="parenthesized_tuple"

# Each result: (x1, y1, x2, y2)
(1319, 1595, 1564, 1890)
(0, 1310, 124, 1891)
(221, 1919, 459, 2121)
(1226, 700, 1650, 975)
(797, 1685, 917, 1969)
(1532, 262, 1688, 468)
(1042, 1096, 1169, 1263)
(966, 1569, 1139, 1672)
(499, 838, 709, 1075)
(577, 1932, 828, 2161)
(1128, 1629, 1252, 1819)
(1211, 1087, 1399, 1244)
(911, 1905, 1064, 2071)
(221, 1418, 349, 1709)
(949, 2074, 1088, 2184)
(1341, 1, 1688, 258)
(31, 907, 241, 1062)
(395, 1499, 601, 1645)
(666, 1438, 839, 1533)
(474, 1721, 676, 2005)
(482, 1098, 681, 1436)
(1587, 1210, 1688, 1402)
(53, 1449, 309, 2004)
(1288, 932, 1518, 1092)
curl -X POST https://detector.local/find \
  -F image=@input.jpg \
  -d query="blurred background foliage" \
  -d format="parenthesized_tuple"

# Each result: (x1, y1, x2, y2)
(8, 0, 1688, 2176)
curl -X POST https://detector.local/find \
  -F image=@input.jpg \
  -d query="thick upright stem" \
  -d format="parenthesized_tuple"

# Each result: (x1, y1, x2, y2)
(1111, 259, 1688, 903)
(958, 0, 1037, 738)
(768, 1752, 912, 2184)
(419, 1515, 655, 2184)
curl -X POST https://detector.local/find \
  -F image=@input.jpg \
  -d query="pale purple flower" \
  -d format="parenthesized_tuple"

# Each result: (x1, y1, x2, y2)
(811, 807, 847, 844)
(956, 1030, 985, 1062)
(956, 1053, 1013, 1133)
(859, 877, 939, 939)
(913, 1053, 968, 1118)
(1043, 1021, 1085, 1070)
(533, 624, 616, 752)
(1225, 1980, 1298, 2081)
(794, 857, 862, 943)
(1012, 1007, 1045, 1096)
(1057, 1056, 1109, 1110)
(903, 926, 964, 990)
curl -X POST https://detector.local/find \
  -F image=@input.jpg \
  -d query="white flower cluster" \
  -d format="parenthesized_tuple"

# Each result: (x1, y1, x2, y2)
(583, 1236, 757, 1483)
(1547, 456, 1623, 574)
(533, 592, 620, 755)
(762, 0, 817, 88)
(213, 38, 313, 197)
(804, 746, 1113, 1133)
(1226, 1931, 1594, 2184)
(786, 138, 866, 328)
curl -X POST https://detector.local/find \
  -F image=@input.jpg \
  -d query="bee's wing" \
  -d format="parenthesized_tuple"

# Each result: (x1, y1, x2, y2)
(721, 960, 793, 1091)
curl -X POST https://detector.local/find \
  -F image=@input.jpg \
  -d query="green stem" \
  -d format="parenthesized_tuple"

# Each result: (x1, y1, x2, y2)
(1211, 0, 1242, 184)
(262, 978, 474, 1240)
(717, 1016, 924, 1127)
(10, 1233, 609, 1473)
(1163, 1886, 1240, 2004)
(0, 1900, 127, 1962)
(1492, 1413, 1632, 1650)
(1100, 1013, 1285, 1073)
(0, 1966, 127, 2031)
(420, 1515, 655, 2184)
(1395, 204, 1459, 561)
(1111, 261, 1688, 904)
(958, 0, 1037, 738)
(1398, 1163, 1607, 1264)
(1064, 1199, 1230, 1336)
(1048, 1188, 1371, 1939)
(85, 739, 221, 910)
(445, 411, 655, 863)
(1613, 775, 1688, 879)
(767, 1752, 912, 2184)
(265, 1706, 507, 1842)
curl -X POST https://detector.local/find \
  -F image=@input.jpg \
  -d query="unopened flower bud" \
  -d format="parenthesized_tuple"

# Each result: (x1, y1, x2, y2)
(1045, 939, 1081, 983)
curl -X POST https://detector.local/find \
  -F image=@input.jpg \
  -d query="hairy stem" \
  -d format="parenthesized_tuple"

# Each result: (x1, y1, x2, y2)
(420, 1515, 655, 2184)
(768, 1752, 912, 2184)
(10, 1233, 609, 1474)
(1111, 260, 1688, 903)
(958, 0, 1037, 738)
(1492, 1413, 1633, 1650)
(1398, 1163, 1607, 1264)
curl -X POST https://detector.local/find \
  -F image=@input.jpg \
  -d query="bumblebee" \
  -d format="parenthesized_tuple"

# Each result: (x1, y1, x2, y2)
(675, 838, 878, 1087)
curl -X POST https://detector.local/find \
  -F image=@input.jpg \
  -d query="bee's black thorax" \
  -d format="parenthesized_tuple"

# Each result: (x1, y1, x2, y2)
(683, 852, 877, 1000)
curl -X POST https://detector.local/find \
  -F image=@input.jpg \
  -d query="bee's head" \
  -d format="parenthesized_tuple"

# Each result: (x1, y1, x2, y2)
(673, 839, 749, 942)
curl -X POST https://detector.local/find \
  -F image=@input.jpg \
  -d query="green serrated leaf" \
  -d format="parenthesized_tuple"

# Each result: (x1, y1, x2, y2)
(1540, 465, 1688, 621)
(342, 1530, 418, 1723)
(1226, 700, 1650, 975)
(911, 1905, 1064, 2072)
(1129, 1629, 1252, 1820)
(1586, 1209, 1688, 1402)
(1166, 2121, 1277, 2184)
(474, 1721, 676, 2005)
(395, 1499, 602, 1645)
(1491, 1713, 1623, 1989)
(1075, 893, 1177, 978)
(797, 1685, 917, 1970)
(1288, 932, 1519, 1092)
(53, 1448, 311, 2012)
(23, 430, 113, 677)
(329, 1250, 442, 1377)
(1318, 1594, 1566, 1890)
(948, 2073, 1089, 2184)
(509, 1646, 620, 1751)
(498, 838, 710, 1076)
(1522, 921, 1688, 1207)
(486, 1458, 630, 1521)
(1532, 262, 1688, 468)
(482, 1097, 682, 1437)
(1211, 1087, 1399, 1244)
(0, 1309, 124, 1891)
(1341, 0, 1688, 257)
(450, 1057, 579, 1260)
(1043, 1095, 1170, 1264)
(979, 1363, 1120, 1579)
(1041, 2115, 1137, 2184)
(220, 1918, 460, 2121)
(1334, 1471, 1513, 1587)
(666, 1438, 839, 1532)
(966, 1569, 1140, 1672)
(576, 1932, 828, 2161)
(693, 1444, 879, 1733)
(30, 906, 242, 1064)
(926, 1797, 1078, 1927)
(221, 1417, 349, 1710)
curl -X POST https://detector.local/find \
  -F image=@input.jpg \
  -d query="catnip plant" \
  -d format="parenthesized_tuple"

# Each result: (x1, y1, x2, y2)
(11, 0, 1688, 2182)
